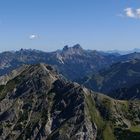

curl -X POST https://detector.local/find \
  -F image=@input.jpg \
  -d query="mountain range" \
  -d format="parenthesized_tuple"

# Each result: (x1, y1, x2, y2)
(1, 45, 140, 82)
(0, 45, 140, 139)
(1, 44, 140, 100)
(78, 59, 140, 100)
(0, 64, 140, 140)
(0, 44, 122, 80)
(105, 48, 140, 55)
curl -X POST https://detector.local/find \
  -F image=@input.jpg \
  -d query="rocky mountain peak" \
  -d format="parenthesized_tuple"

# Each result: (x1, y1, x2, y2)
(73, 43, 83, 50)
(62, 45, 69, 51)
(0, 64, 97, 140)
(62, 44, 84, 55)
(0, 64, 140, 140)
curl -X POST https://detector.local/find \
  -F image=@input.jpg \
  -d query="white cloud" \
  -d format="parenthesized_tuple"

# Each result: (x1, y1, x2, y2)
(124, 8, 135, 18)
(136, 8, 140, 18)
(123, 7, 140, 19)
(29, 34, 38, 39)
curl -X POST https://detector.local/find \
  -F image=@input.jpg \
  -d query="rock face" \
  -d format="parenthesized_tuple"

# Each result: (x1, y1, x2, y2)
(0, 64, 140, 140)
(79, 59, 140, 100)
(0, 64, 97, 140)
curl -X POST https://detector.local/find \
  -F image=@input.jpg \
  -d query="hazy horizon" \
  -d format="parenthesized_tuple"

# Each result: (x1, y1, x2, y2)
(0, 0, 140, 52)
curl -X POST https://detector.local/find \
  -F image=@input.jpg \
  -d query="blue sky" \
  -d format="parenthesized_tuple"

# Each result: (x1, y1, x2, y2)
(0, 0, 140, 52)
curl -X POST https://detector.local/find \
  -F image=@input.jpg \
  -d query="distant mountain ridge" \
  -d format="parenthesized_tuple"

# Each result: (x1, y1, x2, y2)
(78, 59, 140, 100)
(106, 48, 140, 55)
(1, 45, 140, 81)
(0, 44, 118, 80)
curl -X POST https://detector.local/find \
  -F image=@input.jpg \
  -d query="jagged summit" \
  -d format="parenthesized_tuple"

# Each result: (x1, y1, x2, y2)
(72, 44, 83, 49)
(63, 44, 83, 50)
(62, 45, 69, 51)
(62, 44, 84, 55)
